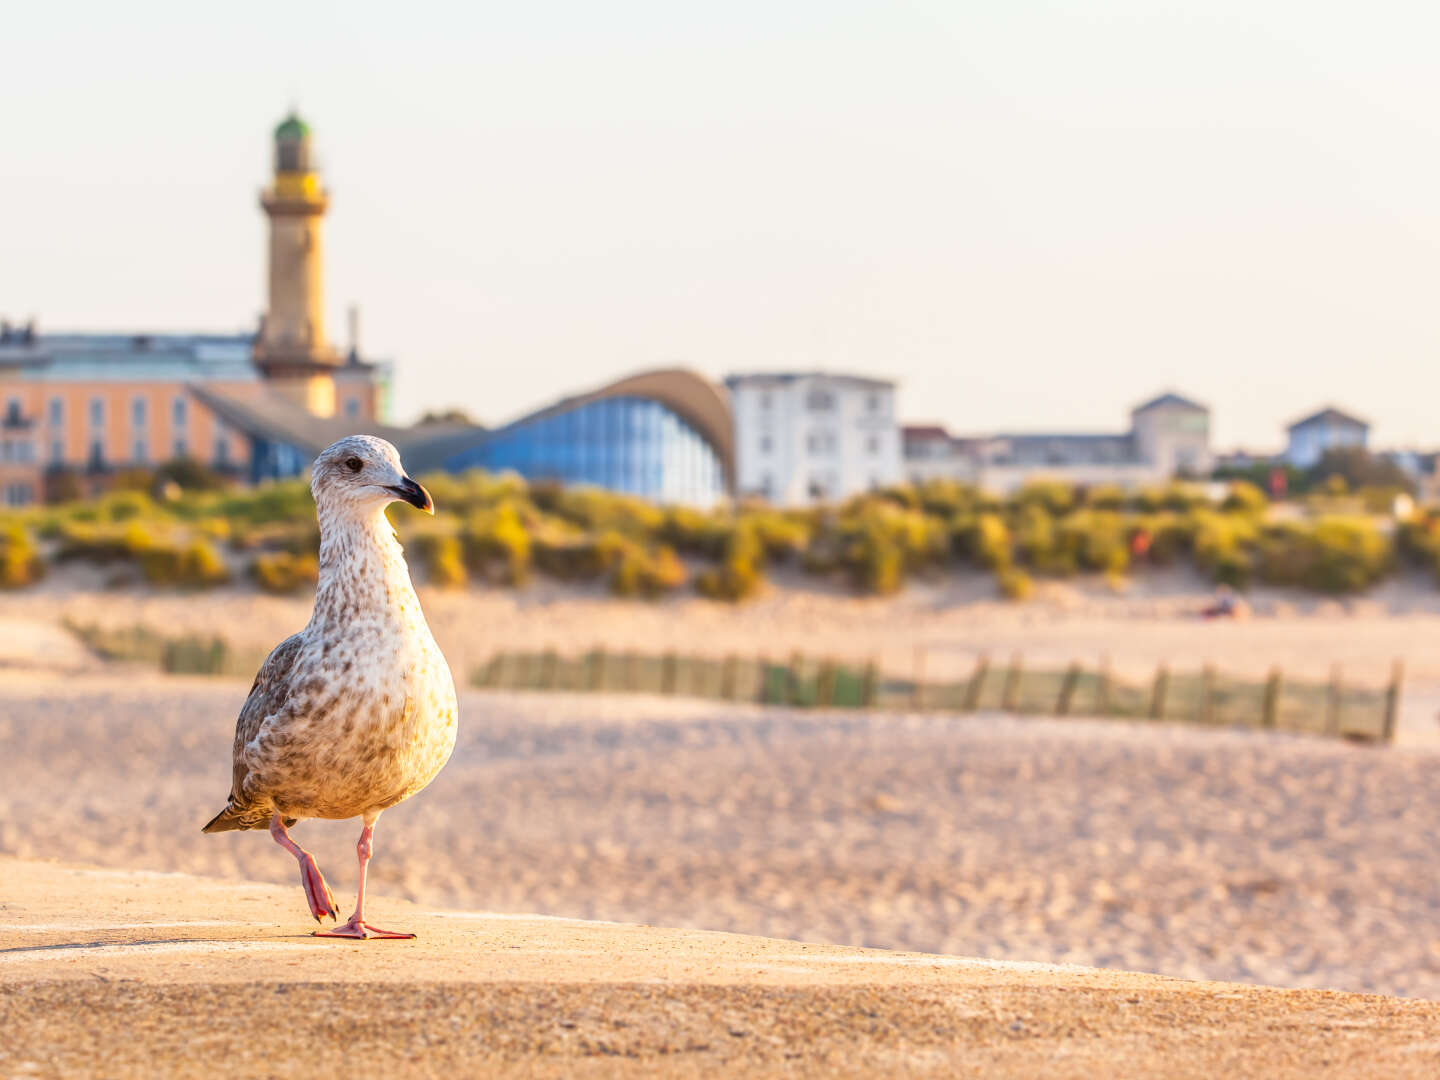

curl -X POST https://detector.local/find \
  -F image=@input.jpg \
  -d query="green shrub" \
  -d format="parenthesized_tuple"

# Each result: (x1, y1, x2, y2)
(1015, 480, 1076, 516)
(696, 524, 764, 601)
(462, 503, 532, 584)
(416, 533, 468, 588)
(140, 538, 230, 587)
(1085, 485, 1128, 511)
(610, 544, 688, 598)
(1059, 510, 1130, 574)
(252, 551, 319, 594)
(961, 512, 1012, 571)
(848, 524, 904, 595)
(997, 567, 1034, 601)
(0, 526, 43, 588)
(1221, 481, 1268, 515)
(1258, 517, 1390, 593)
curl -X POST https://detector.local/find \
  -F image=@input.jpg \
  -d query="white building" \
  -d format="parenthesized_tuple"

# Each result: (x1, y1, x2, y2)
(1284, 407, 1368, 468)
(725, 372, 901, 505)
(903, 391, 1213, 493)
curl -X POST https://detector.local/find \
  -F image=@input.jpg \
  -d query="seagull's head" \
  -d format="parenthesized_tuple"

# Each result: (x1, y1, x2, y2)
(311, 435, 434, 517)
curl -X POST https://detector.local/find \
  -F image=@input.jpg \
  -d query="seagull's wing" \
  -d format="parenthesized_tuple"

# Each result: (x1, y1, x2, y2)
(201, 632, 307, 833)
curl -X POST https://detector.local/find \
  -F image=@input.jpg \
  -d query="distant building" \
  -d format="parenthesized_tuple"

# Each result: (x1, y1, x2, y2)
(407, 369, 734, 507)
(1285, 407, 1368, 468)
(902, 391, 1212, 493)
(0, 113, 388, 504)
(725, 372, 901, 506)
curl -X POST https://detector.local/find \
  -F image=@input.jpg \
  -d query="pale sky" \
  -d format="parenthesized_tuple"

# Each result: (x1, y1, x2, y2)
(5, 2, 1440, 449)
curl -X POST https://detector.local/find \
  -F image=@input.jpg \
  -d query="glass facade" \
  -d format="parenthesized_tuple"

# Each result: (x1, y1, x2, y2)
(445, 395, 726, 506)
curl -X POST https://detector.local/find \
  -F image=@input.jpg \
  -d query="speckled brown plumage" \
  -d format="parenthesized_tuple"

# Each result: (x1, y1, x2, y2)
(204, 437, 457, 837)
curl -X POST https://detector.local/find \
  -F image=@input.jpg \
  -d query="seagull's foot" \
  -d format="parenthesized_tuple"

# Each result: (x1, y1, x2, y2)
(313, 916, 415, 940)
(297, 853, 338, 923)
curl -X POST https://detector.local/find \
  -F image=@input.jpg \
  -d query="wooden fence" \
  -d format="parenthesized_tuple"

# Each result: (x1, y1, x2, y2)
(473, 649, 1403, 744)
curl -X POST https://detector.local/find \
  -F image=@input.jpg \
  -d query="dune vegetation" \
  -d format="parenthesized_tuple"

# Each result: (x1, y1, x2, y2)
(0, 470, 1421, 600)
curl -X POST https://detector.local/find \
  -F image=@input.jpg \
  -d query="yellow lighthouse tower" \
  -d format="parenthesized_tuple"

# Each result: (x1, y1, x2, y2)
(254, 112, 341, 416)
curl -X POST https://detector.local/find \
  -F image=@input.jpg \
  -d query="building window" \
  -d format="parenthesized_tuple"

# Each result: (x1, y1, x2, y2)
(866, 392, 881, 412)
(89, 398, 104, 427)
(4, 398, 20, 426)
(344, 397, 360, 419)
(807, 430, 836, 454)
(132, 397, 147, 428)
(48, 398, 63, 427)
(50, 439, 64, 464)
(214, 436, 229, 466)
(174, 437, 188, 459)
(88, 440, 105, 470)
(806, 389, 835, 412)
(173, 397, 187, 427)
(133, 439, 148, 464)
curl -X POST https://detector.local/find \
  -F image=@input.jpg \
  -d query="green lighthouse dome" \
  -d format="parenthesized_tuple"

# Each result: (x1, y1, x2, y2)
(274, 112, 311, 142)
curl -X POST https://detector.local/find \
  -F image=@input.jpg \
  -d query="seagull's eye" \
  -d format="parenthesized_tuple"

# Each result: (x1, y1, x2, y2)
(344, 456, 364, 474)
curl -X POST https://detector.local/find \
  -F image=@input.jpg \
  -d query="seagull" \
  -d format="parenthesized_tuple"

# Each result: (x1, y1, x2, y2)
(203, 435, 458, 940)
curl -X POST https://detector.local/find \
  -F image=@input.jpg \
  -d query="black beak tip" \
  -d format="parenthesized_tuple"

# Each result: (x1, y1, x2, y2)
(388, 477, 434, 514)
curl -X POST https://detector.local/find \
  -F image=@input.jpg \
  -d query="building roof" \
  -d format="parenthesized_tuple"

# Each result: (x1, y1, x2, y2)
(187, 383, 414, 458)
(1132, 391, 1207, 414)
(0, 331, 257, 381)
(274, 113, 311, 141)
(416, 368, 736, 488)
(902, 424, 952, 441)
(724, 371, 895, 391)
(1286, 406, 1369, 433)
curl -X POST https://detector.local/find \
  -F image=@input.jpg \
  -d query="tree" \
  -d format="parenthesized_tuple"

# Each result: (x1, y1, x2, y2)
(1309, 447, 1415, 496)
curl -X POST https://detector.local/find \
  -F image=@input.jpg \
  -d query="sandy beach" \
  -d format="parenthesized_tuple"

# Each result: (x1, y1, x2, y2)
(4, 675, 1440, 999)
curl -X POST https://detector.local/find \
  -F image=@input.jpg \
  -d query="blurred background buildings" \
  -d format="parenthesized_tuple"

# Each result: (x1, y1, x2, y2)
(0, 113, 1433, 508)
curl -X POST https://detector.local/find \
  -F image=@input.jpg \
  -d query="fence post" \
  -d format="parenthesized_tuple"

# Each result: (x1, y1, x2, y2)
(721, 654, 739, 701)
(540, 648, 559, 691)
(1325, 663, 1342, 737)
(861, 658, 879, 708)
(1382, 659, 1403, 743)
(209, 637, 227, 676)
(1200, 664, 1216, 726)
(1149, 664, 1169, 720)
(788, 650, 806, 706)
(1097, 655, 1112, 716)
(1001, 654, 1023, 712)
(962, 655, 989, 712)
(588, 647, 605, 691)
(661, 651, 678, 695)
(1262, 668, 1282, 729)
(1056, 662, 1081, 716)
(911, 646, 926, 710)
(816, 660, 837, 707)
(757, 653, 771, 704)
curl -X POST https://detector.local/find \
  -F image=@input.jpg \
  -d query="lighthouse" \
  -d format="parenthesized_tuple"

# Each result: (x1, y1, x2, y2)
(254, 112, 342, 416)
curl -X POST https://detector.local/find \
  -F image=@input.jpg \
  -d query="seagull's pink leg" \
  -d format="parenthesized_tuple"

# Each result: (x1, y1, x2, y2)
(313, 815, 415, 941)
(269, 814, 338, 923)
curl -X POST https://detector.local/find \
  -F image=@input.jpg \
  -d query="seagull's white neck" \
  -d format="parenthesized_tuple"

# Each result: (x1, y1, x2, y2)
(309, 502, 418, 632)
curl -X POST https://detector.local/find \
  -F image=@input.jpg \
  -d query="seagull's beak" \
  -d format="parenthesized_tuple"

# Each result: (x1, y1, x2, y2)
(386, 476, 434, 514)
